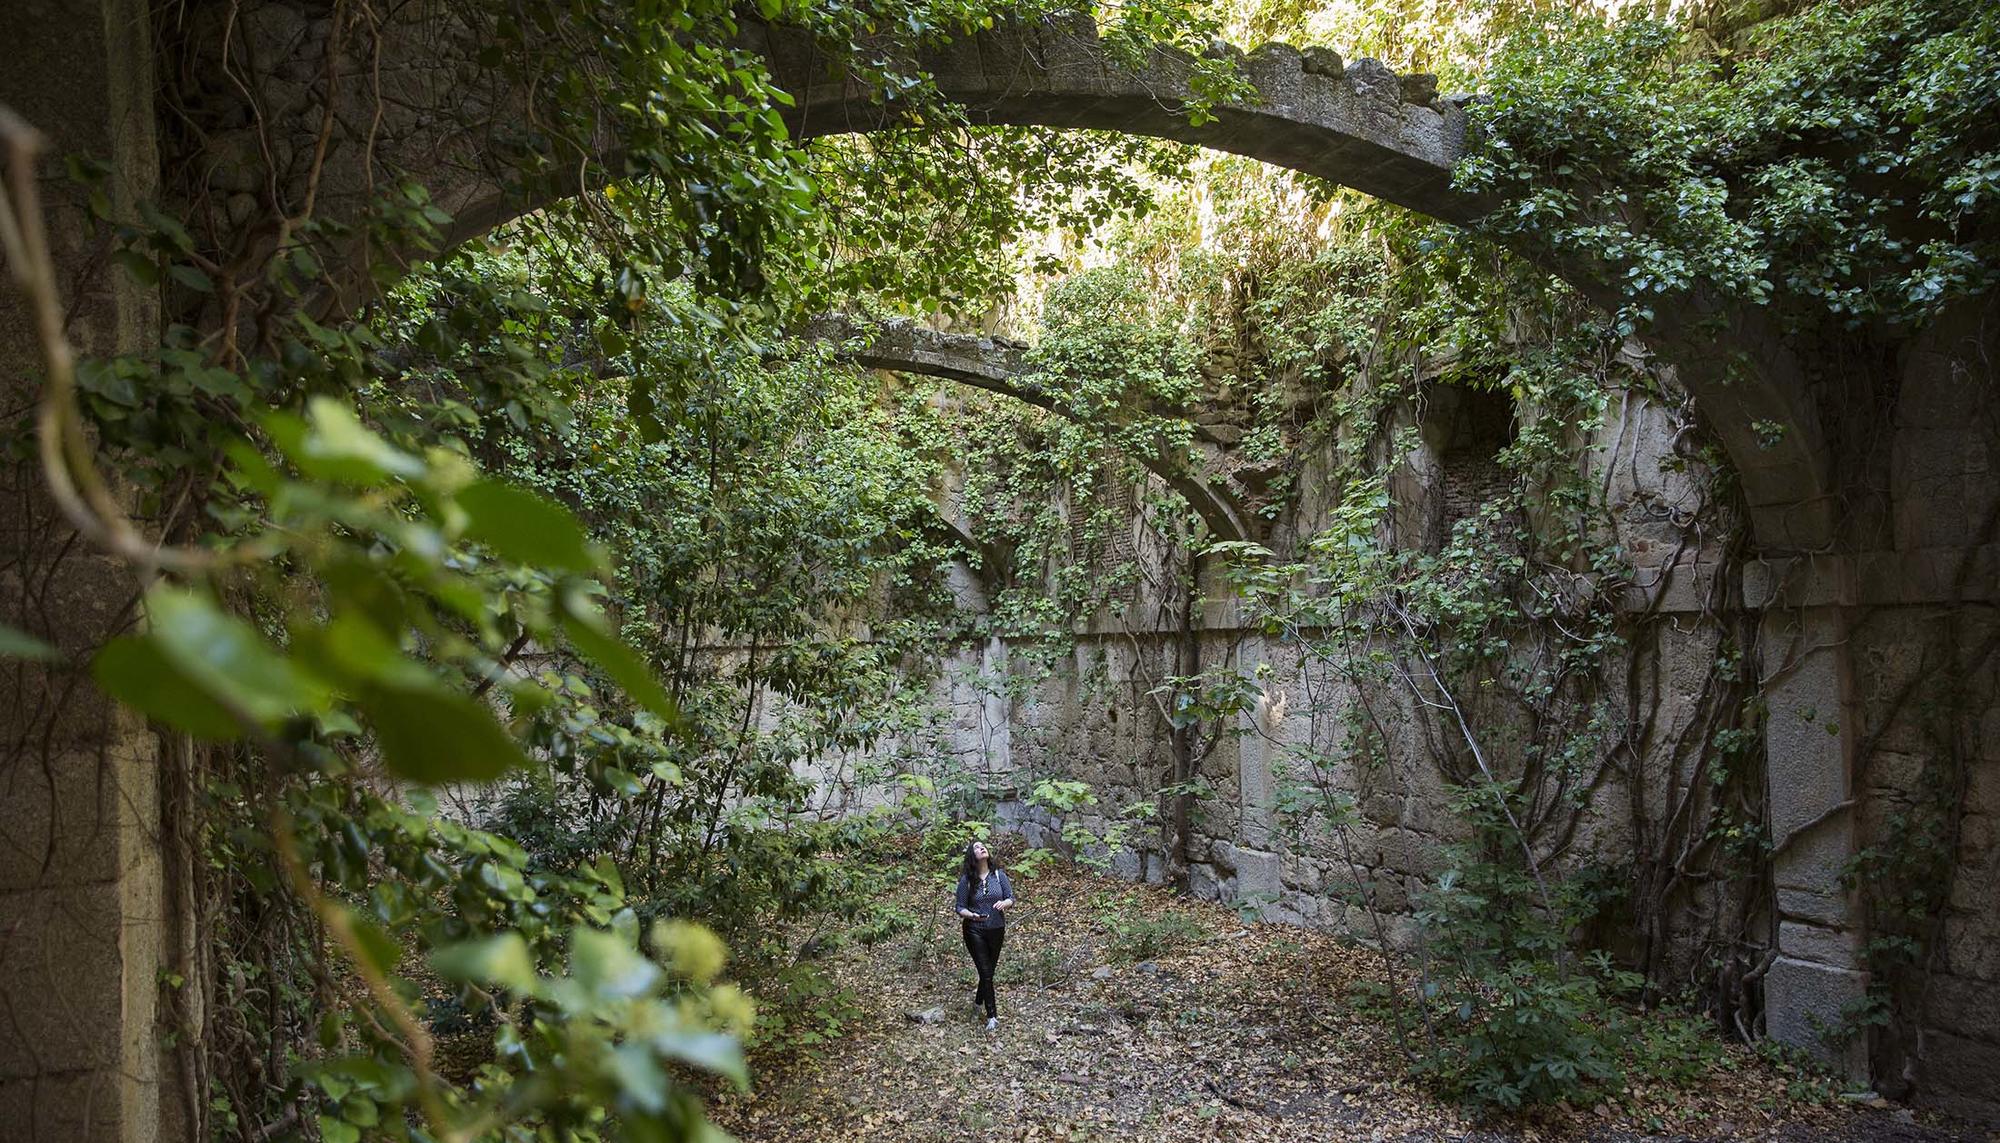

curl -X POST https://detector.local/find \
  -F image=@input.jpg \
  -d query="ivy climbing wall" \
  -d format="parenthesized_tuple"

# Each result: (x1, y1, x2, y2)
(882, 330, 2000, 1123)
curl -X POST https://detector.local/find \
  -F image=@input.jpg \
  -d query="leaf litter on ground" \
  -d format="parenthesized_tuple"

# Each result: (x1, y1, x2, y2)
(707, 860, 1990, 1143)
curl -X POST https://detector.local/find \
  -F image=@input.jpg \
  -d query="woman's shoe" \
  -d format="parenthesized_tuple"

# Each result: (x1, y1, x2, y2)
(985, 1016, 997, 1032)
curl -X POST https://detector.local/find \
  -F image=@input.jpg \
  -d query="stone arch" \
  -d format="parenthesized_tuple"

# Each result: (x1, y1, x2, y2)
(444, 18, 1486, 239)
(366, 20, 1870, 1063)
(431, 15, 1833, 557)
(806, 315, 1257, 541)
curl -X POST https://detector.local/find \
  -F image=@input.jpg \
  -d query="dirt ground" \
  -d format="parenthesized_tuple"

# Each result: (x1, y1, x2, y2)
(707, 864, 1992, 1143)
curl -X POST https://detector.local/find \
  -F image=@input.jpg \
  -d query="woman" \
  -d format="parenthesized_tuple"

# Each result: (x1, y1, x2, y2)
(953, 839, 1014, 1030)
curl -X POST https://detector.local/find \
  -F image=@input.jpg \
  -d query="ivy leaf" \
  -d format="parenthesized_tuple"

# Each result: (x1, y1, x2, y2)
(268, 397, 426, 486)
(356, 680, 527, 784)
(340, 906, 402, 976)
(320, 558, 415, 638)
(433, 932, 538, 994)
(570, 927, 662, 1002)
(167, 262, 215, 292)
(99, 587, 332, 735)
(0, 622, 58, 661)
(653, 1029, 747, 1087)
(92, 635, 243, 740)
(457, 479, 602, 574)
(609, 1044, 670, 1113)
(111, 248, 159, 286)
(629, 379, 665, 444)
(295, 614, 433, 690)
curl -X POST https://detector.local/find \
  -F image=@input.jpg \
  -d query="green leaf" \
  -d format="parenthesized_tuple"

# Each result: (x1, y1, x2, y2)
(97, 588, 330, 737)
(341, 907, 401, 976)
(653, 1029, 747, 1086)
(609, 1044, 669, 1113)
(570, 927, 661, 1002)
(296, 614, 432, 689)
(315, 709, 363, 738)
(339, 1096, 379, 1128)
(111, 248, 159, 286)
(589, 854, 625, 896)
(321, 558, 413, 636)
(268, 398, 425, 486)
(560, 605, 679, 723)
(457, 480, 601, 574)
(356, 680, 528, 784)
(630, 379, 665, 444)
(691, 1119, 738, 1143)
(403, 787, 439, 818)
(0, 622, 58, 661)
(92, 636, 243, 739)
(167, 263, 214, 292)
(145, 587, 331, 725)
(315, 1071, 352, 1103)
(318, 1117, 360, 1143)
(432, 933, 538, 993)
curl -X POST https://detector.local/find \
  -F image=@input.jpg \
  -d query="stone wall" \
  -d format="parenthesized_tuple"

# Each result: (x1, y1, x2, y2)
(0, 3, 170, 1141)
(897, 371, 1722, 912)
(874, 351, 2000, 1122)
(1849, 603, 2000, 1121)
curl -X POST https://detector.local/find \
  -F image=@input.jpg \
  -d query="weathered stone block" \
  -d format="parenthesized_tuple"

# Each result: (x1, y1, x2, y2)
(0, 884, 127, 1077)
(0, 1069, 130, 1143)
(1266, 892, 1316, 928)
(1764, 689, 1849, 837)
(1342, 908, 1420, 950)
(1865, 750, 1928, 792)
(1939, 913, 2000, 983)
(1958, 812, 2000, 870)
(1764, 956, 1868, 1078)
(0, 732, 158, 894)
(1374, 875, 1414, 914)
(1242, 44, 1303, 114)
(1777, 920, 1860, 968)
(1916, 1031, 2000, 1126)
(1109, 847, 1143, 880)
(1925, 973, 2000, 1042)
(1300, 46, 1344, 77)
(1360, 792, 1405, 826)
(1774, 822, 1857, 900)
(1368, 827, 1444, 878)
(1210, 843, 1281, 898)
(1187, 862, 1220, 901)
(1776, 886, 1851, 928)
(1280, 851, 1322, 894)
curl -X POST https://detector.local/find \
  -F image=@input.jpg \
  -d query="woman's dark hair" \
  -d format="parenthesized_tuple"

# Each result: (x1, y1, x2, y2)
(960, 840, 1001, 887)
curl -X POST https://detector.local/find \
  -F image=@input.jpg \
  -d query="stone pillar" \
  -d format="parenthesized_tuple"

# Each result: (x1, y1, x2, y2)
(0, 2, 165, 1140)
(1750, 559, 1870, 1077)
(1236, 637, 1277, 852)
(980, 635, 1011, 770)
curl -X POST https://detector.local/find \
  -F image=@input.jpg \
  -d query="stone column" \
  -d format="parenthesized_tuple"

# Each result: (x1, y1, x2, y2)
(1750, 559, 1870, 1077)
(980, 635, 1011, 771)
(0, 2, 165, 1140)
(1236, 636, 1277, 852)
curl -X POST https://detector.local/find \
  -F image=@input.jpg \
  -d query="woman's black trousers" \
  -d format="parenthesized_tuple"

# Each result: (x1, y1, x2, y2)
(962, 925, 1005, 1017)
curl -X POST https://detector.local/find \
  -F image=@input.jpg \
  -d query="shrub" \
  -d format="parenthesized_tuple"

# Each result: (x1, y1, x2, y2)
(1101, 907, 1207, 962)
(1411, 848, 1638, 1110)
